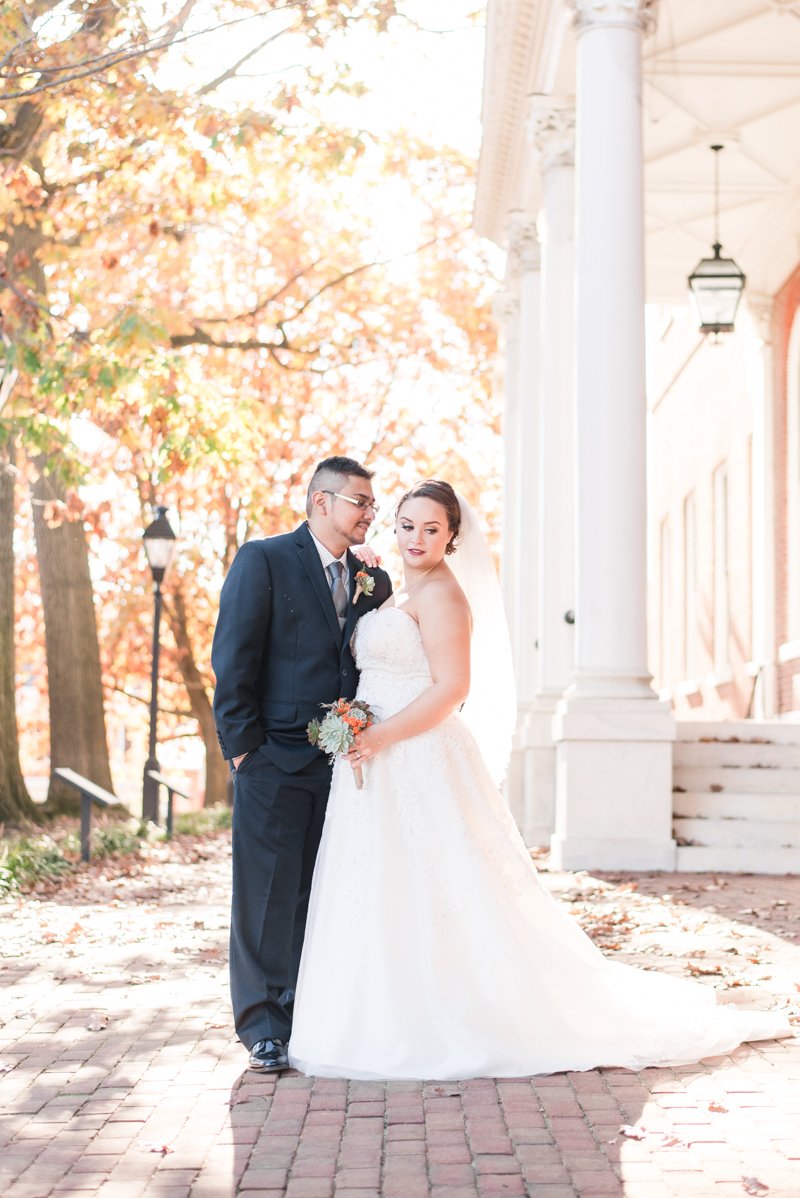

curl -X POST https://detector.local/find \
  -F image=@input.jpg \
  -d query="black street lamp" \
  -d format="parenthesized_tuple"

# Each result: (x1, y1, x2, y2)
(688, 145, 746, 335)
(141, 505, 177, 823)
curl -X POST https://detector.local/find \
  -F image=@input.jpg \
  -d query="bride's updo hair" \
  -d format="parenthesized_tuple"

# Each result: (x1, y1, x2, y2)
(397, 479, 461, 555)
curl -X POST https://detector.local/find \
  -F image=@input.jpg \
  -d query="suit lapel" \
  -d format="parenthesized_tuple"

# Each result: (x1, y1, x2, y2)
(295, 524, 342, 647)
(342, 549, 364, 649)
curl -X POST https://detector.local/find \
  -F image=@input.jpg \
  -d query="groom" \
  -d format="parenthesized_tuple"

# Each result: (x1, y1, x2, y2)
(211, 457, 391, 1071)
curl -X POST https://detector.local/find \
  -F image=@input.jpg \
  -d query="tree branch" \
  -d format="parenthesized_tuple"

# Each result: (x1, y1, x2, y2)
(0, 5, 301, 100)
(169, 326, 309, 354)
(197, 264, 316, 324)
(196, 27, 291, 97)
(110, 684, 193, 718)
(185, 235, 445, 328)
(0, 274, 54, 317)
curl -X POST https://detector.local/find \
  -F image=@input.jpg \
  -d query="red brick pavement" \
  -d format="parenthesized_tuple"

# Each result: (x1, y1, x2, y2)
(3, 855, 800, 1197)
(3, 1034, 800, 1198)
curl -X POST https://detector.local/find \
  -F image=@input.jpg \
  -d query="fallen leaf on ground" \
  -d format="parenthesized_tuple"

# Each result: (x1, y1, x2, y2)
(14, 1009, 35, 1019)
(619, 1124, 647, 1140)
(86, 1014, 108, 1031)
(616, 1126, 686, 1148)
(205, 1021, 228, 1028)
(686, 963, 722, 976)
(709, 1102, 728, 1113)
(742, 1178, 768, 1195)
(141, 1142, 174, 1154)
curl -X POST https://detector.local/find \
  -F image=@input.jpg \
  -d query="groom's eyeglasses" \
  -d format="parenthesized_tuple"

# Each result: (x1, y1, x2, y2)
(322, 490, 380, 514)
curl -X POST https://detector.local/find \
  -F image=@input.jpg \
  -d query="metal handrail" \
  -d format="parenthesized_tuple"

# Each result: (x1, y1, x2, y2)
(147, 771, 192, 840)
(52, 768, 114, 861)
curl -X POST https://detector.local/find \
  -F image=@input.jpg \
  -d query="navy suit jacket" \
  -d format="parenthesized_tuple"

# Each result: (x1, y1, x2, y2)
(211, 521, 392, 773)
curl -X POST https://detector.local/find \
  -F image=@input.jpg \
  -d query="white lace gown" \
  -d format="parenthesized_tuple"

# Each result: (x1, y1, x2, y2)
(288, 607, 792, 1080)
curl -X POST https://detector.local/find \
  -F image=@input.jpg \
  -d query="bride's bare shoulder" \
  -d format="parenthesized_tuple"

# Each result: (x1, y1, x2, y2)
(416, 570, 471, 625)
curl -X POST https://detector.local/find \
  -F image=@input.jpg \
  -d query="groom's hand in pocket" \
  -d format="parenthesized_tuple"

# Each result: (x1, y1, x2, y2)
(232, 753, 248, 770)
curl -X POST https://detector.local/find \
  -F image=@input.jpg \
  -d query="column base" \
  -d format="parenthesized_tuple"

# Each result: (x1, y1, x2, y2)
(551, 695, 676, 872)
(550, 834, 676, 872)
(505, 704, 557, 848)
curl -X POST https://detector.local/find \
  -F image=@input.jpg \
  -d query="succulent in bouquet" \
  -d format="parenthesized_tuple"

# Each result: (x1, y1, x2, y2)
(307, 699, 376, 789)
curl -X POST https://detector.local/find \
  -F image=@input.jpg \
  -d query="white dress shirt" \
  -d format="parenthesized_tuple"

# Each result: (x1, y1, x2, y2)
(309, 529, 351, 601)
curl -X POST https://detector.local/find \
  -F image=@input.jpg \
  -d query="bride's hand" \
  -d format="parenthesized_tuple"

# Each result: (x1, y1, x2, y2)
(351, 543, 381, 569)
(346, 724, 384, 767)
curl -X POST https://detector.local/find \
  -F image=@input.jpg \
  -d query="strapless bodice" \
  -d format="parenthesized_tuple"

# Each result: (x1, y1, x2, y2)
(352, 607, 432, 719)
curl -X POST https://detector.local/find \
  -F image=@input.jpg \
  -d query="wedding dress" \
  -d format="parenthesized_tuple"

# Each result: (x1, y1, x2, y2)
(288, 606, 791, 1080)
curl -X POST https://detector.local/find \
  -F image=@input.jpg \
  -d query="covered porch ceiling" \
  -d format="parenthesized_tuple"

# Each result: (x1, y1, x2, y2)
(475, 0, 800, 301)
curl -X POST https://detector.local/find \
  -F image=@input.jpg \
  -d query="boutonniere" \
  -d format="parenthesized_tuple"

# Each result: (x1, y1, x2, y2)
(352, 569, 376, 605)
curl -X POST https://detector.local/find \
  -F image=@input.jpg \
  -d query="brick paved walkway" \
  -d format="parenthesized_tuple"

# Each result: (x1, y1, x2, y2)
(2, 835, 800, 1198)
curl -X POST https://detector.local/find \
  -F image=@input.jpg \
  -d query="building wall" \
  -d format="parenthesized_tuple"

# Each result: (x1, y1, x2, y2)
(647, 303, 759, 721)
(774, 264, 800, 714)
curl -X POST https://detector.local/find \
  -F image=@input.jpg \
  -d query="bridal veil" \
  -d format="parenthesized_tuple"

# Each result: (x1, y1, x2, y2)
(447, 492, 517, 787)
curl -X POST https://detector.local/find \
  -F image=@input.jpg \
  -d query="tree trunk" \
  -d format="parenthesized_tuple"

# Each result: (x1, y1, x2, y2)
(32, 461, 114, 811)
(166, 584, 228, 807)
(0, 436, 40, 823)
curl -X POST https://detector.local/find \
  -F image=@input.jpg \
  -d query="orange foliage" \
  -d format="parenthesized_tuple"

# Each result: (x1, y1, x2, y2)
(2, 0, 500, 793)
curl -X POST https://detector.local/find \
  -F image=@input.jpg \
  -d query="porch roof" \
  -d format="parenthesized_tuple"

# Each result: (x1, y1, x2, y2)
(475, 0, 800, 300)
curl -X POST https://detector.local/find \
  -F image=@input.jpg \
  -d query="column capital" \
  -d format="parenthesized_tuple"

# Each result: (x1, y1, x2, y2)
(492, 289, 520, 329)
(507, 212, 540, 275)
(526, 96, 576, 170)
(747, 293, 774, 344)
(566, 0, 658, 35)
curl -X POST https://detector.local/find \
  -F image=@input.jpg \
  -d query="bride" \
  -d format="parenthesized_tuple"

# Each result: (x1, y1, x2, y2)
(288, 479, 791, 1080)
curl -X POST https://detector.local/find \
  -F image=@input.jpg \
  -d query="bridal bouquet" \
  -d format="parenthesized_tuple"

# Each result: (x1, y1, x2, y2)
(307, 699, 376, 789)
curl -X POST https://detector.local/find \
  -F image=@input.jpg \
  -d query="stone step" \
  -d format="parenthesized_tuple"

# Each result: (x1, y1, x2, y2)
(674, 815, 800, 849)
(675, 720, 800, 745)
(673, 791, 800, 820)
(675, 844, 800, 875)
(673, 766, 800, 794)
(674, 742, 800, 769)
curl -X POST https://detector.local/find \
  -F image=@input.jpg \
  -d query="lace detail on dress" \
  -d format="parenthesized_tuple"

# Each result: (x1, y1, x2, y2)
(352, 607, 433, 720)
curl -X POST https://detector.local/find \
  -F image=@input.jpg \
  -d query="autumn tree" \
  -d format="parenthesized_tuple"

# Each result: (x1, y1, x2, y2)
(0, 0, 424, 813)
(23, 123, 497, 804)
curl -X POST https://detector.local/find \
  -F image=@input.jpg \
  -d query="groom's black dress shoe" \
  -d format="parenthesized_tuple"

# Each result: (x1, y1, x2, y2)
(248, 1038, 289, 1072)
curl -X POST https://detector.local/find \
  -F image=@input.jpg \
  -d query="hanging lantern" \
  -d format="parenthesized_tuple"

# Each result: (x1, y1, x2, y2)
(688, 243, 746, 334)
(688, 146, 746, 335)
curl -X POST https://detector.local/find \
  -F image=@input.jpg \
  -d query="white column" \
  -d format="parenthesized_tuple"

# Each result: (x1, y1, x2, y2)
(513, 98, 577, 848)
(551, 0, 675, 872)
(747, 295, 776, 719)
(529, 98, 576, 708)
(493, 287, 521, 653)
(493, 283, 525, 828)
(506, 213, 542, 844)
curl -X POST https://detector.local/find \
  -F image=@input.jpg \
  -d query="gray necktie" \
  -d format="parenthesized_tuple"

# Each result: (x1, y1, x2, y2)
(329, 561, 347, 629)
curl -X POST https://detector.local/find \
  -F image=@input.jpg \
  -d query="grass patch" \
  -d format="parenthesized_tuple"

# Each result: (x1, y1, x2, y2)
(0, 835, 75, 894)
(0, 819, 166, 894)
(173, 804, 232, 836)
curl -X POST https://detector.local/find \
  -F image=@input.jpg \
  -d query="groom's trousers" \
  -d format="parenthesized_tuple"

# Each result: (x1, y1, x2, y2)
(229, 747, 333, 1049)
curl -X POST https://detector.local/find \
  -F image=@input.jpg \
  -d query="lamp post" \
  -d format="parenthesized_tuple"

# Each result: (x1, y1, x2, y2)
(688, 145, 746, 334)
(141, 505, 177, 823)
